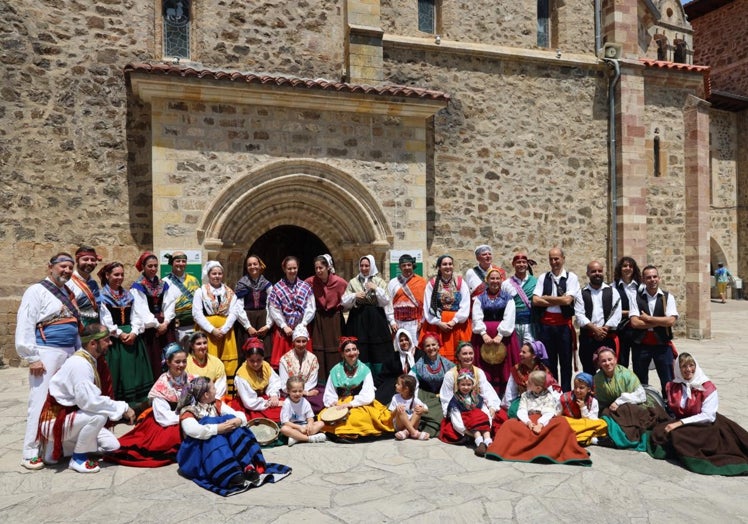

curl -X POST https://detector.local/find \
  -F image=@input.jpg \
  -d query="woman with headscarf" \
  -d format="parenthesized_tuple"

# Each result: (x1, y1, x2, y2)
(231, 337, 283, 422)
(176, 376, 291, 496)
(98, 261, 153, 405)
(318, 337, 394, 439)
(594, 346, 668, 451)
(192, 260, 240, 395)
(647, 352, 748, 475)
(305, 254, 348, 382)
(374, 328, 425, 404)
(278, 325, 324, 413)
(471, 266, 521, 397)
(501, 340, 561, 418)
(342, 255, 392, 377)
(106, 343, 193, 467)
(422, 255, 471, 363)
(410, 333, 455, 437)
(267, 256, 315, 369)
(234, 253, 273, 360)
(130, 252, 174, 381)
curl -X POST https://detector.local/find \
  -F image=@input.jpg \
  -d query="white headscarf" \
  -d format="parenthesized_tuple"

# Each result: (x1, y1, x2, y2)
(672, 353, 711, 399)
(292, 324, 309, 341)
(321, 254, 335, 274)
(393, 328, 417, 370)
(202, 261, 224, 290)
(358, 255, 379, 280)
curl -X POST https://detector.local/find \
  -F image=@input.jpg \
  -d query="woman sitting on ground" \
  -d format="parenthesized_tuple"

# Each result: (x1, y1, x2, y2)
(374, 328, 425, 405)
(231, 337, 283, 422)
(176, 377, 291, 496)
(594, 346, 668, 450)
(185, 332, 227, 399)
(318, 337, 394, 440)
(106, 343, 193, 467)
(410, 333, 455, 437)
(486, 370, 591, 466)
(278, 325, 324, 413)
(647, 352, 748, 476)
(501, 340, 561, 419)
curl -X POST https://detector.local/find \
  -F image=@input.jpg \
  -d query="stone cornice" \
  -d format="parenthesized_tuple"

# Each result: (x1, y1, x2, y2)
(128, 68, 447, 119)
(382, 34, 603, 70)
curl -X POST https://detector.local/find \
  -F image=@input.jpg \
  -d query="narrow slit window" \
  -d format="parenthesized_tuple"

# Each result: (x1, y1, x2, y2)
(537, 0, 550, 48)
(653, 132, 661, 177)
(418, 0, 435, 33)
(163, 0, 190, 59)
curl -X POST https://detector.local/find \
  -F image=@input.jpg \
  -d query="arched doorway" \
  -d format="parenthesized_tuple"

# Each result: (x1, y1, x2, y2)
(249, 226, 329, 283)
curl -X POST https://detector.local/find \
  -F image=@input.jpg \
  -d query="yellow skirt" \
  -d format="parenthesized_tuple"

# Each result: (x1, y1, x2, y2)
(202, 315, 238, 394)
(564, 416, 608, 446)
(319, 396, 394, 438)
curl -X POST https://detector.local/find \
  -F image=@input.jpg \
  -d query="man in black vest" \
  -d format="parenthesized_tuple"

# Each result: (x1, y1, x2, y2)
(574, 261, 622, 374)
(629, 265, 678, 395)
(532, 247, 580, 391)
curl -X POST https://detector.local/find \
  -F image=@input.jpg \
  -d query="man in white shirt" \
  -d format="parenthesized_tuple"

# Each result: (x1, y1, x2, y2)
(574, 261, 621, 375)
(16, 252, 81, 470)
(42, 323, 135, 473)
(532, 248, 580, 391)
(629, 265, 678, 396)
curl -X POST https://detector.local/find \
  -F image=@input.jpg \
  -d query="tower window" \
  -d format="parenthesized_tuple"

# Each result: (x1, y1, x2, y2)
(163, 0, 190, 59)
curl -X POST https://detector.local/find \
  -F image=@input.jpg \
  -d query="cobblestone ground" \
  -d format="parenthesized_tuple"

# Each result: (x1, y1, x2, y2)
(1, 300, 746, 523)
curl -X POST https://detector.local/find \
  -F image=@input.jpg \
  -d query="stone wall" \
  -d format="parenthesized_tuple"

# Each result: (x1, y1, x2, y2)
(381, 0, 595, 54)
(738, 112, 748, 282)
(383, 47, 610, 277)
(689, 0, 748, 97)
(709, 109, 738, 270)
(638, 83, 691, 304)
(192, 0, 344, 78)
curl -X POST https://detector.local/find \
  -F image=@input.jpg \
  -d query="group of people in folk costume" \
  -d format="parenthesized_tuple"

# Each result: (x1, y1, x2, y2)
(15, 245, 747, 494)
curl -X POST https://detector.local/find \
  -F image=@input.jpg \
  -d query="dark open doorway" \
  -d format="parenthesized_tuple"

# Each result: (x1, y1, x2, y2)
(248, 225, 329, 283)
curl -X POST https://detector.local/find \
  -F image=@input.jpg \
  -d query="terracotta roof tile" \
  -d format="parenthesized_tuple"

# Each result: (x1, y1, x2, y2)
(124, 62, 450, 102)
(639, 59, 711, 98)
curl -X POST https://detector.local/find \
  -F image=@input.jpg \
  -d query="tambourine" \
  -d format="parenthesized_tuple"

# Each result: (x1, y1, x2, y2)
(246, 417, 280, 445)
(481, 341, 507, 365)
(319, 405, 349, 425)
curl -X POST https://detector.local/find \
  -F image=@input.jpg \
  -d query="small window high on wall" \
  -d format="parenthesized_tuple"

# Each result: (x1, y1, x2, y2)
(163, 0, 190, 59)
(418, 0, 436, 33)
(537, 0, 550, 47)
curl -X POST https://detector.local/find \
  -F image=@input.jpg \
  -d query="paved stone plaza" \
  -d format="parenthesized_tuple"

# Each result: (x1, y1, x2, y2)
(1, 300, 746, 523)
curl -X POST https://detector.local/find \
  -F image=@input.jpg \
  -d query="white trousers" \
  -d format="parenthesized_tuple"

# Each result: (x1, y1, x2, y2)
(40, 412, 120, 461)
(23, 346, 75, 460)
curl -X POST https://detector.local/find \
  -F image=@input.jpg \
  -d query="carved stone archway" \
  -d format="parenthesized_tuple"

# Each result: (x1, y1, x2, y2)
(198, 159, 394, 283)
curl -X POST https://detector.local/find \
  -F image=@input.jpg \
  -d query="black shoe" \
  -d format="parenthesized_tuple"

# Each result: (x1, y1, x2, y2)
(596, 437, 616, 448)
(474, 443, 487, 457)
(229, 473, 246, 487)
(244, 468, 260, 485)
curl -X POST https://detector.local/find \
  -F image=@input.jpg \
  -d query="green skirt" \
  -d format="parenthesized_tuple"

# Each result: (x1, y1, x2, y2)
(105, 325, 154, 405)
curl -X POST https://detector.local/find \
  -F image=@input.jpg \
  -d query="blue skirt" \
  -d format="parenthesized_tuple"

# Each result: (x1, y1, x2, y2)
(177, 415, 291, 496)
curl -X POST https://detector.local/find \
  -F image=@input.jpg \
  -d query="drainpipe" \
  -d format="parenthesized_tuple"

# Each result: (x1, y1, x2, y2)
(594, 0, 602, 56)
(603, 58, 621, 266)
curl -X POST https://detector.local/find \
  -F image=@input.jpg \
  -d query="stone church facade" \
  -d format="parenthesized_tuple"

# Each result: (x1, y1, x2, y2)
(2, 0, 741, 362)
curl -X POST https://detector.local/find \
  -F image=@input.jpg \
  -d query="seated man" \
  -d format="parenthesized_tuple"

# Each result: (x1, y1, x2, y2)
(40, 323, 135, 473)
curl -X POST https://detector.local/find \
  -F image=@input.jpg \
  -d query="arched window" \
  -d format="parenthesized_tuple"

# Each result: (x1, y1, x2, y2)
(163, 0, 190, 59)
(654, 34, 668, 61)
(673, 39, 687, 63)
